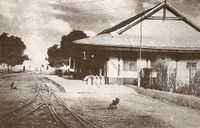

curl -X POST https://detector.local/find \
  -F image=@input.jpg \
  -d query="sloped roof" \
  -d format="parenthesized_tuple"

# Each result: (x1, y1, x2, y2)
(75, 34, 200, 51)
(98, 1, 200, 35)
(97, 2, 164, 35)
(74, 1, 200, 52)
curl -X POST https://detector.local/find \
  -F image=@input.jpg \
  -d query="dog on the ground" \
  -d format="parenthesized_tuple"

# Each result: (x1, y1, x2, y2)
(10, 81, 17, 89)
(108, 98, 120, 109)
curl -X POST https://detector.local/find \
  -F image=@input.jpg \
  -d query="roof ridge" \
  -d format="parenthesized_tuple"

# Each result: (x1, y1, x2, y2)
(98, 1, 200, 35)
(97, 2, 164, 35)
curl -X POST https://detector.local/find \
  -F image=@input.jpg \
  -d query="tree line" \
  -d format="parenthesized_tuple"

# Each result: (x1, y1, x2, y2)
(0, 33, 28, 72)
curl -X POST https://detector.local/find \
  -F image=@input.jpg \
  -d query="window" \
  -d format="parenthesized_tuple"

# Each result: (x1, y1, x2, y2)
(123, 60, 137, 71)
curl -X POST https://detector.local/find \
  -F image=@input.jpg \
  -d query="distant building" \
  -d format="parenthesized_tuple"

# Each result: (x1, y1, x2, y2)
(71, 1, 200, 86)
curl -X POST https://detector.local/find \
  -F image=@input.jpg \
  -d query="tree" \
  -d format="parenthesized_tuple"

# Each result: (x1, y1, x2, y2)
(60, 30, 87, 57)
(0, 33, 9, 64)
(192, 70, 200, 96)
(47, 30, 87, 67)
(151, 57, 169, 91)
(47, 44, 66, 68)
(0, 33, 29, 70)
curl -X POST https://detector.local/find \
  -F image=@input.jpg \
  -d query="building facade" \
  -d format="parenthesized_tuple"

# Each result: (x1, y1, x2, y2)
(71, 1, 200, 87)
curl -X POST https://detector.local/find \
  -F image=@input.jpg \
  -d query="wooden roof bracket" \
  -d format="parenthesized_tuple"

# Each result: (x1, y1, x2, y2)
(163, 0, 167, 20)
(97, 2, 165, 35)
(118, 1, 200, 34)
(147, 16, 183, 20)
(98, 1, 200, 35)
(166, 3, 200, 32)
(117, 3, 165, 34)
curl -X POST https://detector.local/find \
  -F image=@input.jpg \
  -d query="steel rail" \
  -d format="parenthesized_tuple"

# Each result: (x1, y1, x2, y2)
(39, 78, 70, 128)
(39, 83, 70, 128)
(33, 76, 64, 128)
(41, 93, 62, 128)
(0, 73, 41, 120)
(7, 102, 44, 127)
(0, 90, 43, 127)
(52, 92, 96, 128)
(40, 77, 96, 128)
(52, 107, 71, 128)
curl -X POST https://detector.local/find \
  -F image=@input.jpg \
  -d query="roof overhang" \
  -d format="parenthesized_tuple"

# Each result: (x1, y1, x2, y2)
(74, 1, 200, 54)
(74, 43, 200, 54)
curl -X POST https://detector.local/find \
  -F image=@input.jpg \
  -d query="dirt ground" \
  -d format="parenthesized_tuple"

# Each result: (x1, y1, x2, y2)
(1, 73, 200, 128)
(51, 76, 200, 128)
(57, 92, 200, 128)
(0, 73, 37, 116)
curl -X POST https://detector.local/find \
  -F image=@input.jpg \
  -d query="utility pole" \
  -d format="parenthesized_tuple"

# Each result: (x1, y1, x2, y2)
(138, 16, 143, 87)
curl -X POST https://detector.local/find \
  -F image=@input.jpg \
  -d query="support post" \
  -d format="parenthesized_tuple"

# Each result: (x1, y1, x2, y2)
(174, 60, 178, 92)
(163, 0, 167, 20)
(138, 16, 143, 87)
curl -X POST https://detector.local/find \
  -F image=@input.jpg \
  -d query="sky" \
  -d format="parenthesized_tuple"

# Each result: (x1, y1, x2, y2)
(0, 0, 199, 66)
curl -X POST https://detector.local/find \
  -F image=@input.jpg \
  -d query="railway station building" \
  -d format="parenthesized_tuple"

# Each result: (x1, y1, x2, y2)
(70, 1, 200, 87)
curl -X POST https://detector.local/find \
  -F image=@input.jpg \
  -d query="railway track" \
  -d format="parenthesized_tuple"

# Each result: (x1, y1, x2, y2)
(38, 76, 97, 128)
(0, 73, 96, 128)
(0, 73, 42, 128)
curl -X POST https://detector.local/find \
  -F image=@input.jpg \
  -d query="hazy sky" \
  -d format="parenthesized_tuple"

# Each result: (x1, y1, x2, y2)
(0, 0, 199, 65)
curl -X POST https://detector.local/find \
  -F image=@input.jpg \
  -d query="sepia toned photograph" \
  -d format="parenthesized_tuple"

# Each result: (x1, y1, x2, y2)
(0, 0, 200, 127)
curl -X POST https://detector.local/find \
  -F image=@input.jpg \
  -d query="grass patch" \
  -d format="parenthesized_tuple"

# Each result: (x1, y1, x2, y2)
(127, 85, 200, 110)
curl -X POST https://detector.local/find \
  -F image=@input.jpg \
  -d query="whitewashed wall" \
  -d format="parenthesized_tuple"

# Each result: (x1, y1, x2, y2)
(107, 57, 149, 78)
(106, 57, 200, 86)
(168, 60, 200, 86)
(107, 57, 119, 77)
(176, 61, 189, 85)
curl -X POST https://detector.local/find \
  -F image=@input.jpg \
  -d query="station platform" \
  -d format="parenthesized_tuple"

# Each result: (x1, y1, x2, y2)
(45, 75, 136, 94)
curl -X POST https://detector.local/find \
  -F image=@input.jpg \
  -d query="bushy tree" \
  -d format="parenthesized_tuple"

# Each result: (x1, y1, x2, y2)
(47, 44, 66, 68)
(151, 58, 169, 91)
(47, 30, 87, 67)
(0, 33, 29, 68)
(60, 30, 87, 57)
(192, 70, 200, 96)
(140, 68, 152, 89)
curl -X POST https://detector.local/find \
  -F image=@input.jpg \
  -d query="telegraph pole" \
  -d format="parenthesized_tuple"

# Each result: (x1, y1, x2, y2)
(138, 16, 143, 87)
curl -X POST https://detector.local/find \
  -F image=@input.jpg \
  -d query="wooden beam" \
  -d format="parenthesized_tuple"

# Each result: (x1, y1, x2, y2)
(117, 2, 165, 34)
(98, 1, 200, 35)
(166, 3, 200, 32)
(163, 0, 167, 20)
(97, 3, 163, 35)
(147, 16, 183, 20)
